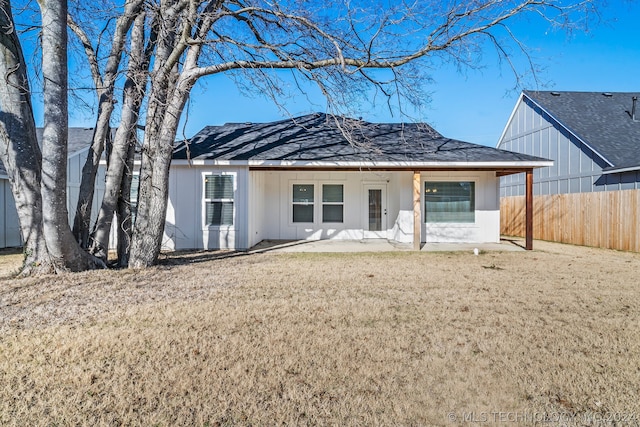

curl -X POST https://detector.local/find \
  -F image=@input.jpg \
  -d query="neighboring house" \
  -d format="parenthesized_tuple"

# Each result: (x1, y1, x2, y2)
(37, 128, 108, 229)
(0, 162, 21, 248)
(164, 113, 550, 251)
(497, 91, 640, 252)
(498, 90, 640, 196)
(0, 128, 104, 248)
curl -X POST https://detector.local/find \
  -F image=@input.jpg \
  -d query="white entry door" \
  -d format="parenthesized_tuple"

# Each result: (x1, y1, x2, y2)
(363, 184, 387, 238)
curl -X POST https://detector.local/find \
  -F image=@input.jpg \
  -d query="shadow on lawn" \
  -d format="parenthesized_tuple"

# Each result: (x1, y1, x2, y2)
(499, 237, 527, 250)
(157, 240, 310, 267)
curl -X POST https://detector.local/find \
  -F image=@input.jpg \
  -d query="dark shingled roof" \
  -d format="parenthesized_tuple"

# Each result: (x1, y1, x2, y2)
(35, 127, 96, 157)
(174, 113, 547, 165)
(523, 90, 640, 171)
(1, 128, 95, 178)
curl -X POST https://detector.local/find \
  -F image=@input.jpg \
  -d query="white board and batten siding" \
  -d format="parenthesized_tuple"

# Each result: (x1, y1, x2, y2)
(253, 170, 413, 244)
(163, 167, 502, 251)
(163, 165, 250, 251)
(422, 171, 500, 243)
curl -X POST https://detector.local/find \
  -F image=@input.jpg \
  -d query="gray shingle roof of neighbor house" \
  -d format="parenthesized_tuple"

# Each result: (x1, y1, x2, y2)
(173, 113, 550, 167)
(0, 127, 96, 178)
(522, 90, 640, 172)
(35, 127, 97, 157)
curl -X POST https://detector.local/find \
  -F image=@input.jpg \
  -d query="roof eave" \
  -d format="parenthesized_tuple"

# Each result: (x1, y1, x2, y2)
(602, 165, 640, 175)
(170, 159, 553, 169)
(248, 160, 554, 169)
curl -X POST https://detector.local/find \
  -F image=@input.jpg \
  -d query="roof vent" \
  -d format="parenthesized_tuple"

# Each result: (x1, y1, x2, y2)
(550, 91, 561, 96)
(602, 92, 613, 97)
(633, 96, 638, 122)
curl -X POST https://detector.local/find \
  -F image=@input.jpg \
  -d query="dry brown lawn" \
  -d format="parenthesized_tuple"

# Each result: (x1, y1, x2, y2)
(1, 241, 639, 426)
(0, 248, 22, 279)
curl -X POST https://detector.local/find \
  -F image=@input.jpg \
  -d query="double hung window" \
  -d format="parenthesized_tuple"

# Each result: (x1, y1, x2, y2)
(292, 184, 314, 223)
(322, 184, 343, 223)
(204, 175, 234, 226)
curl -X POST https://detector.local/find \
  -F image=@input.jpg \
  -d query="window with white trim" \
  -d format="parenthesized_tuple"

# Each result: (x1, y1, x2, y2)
(425, 181, 475, 223)
(292, 184, 314, 223)
(322, 184, 343, 223)
(204, 174, 234, 226)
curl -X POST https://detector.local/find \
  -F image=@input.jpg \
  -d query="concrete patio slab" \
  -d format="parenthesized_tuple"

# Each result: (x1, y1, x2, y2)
(250, 238, 525, 253)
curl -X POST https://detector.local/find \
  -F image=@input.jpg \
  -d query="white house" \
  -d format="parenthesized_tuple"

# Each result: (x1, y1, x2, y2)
(0, 117, 550, 251)
(162, 113, 551, 251)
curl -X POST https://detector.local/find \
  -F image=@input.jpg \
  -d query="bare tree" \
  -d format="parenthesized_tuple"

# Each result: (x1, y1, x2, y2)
(0, 0, 52, 275)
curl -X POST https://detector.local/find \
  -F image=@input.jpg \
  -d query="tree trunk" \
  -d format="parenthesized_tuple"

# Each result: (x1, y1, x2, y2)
(129, 77, 193, 268)
(38, 0, 104, 272)
(90, 12, 149, 263)
(128, 126, 173, 268)
(0, 0, 53, 275)
(71, 106, 114, 248)
(115, 138, 136, 267)
(128, 4, 205, 268)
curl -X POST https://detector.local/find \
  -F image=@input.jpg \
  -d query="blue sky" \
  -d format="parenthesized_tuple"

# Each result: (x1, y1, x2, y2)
(67, 1, 639, 147)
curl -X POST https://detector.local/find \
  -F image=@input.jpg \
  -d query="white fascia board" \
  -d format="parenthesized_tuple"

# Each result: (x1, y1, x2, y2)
(601, 165, 640, 175)
(247, 160, 554, 168)
(522, 93, 614, 168)
(249, 160, 553, 169)
(165, 159, 553, 169)
(496, 92, 525, 148)
(171, 160, 248, 167)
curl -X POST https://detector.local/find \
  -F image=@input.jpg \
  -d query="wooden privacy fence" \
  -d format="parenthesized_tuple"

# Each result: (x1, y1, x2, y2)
(501, 189, 640, 252)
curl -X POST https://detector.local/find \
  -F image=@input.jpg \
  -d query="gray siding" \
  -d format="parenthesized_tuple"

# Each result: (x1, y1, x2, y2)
(498, 97, 639, 196)
(0, 149, 106, 249)
(0, 178, 22, 248)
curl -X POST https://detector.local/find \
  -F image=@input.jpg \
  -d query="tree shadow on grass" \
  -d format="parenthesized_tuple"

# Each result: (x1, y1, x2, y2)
(156, 240, 310, 267)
